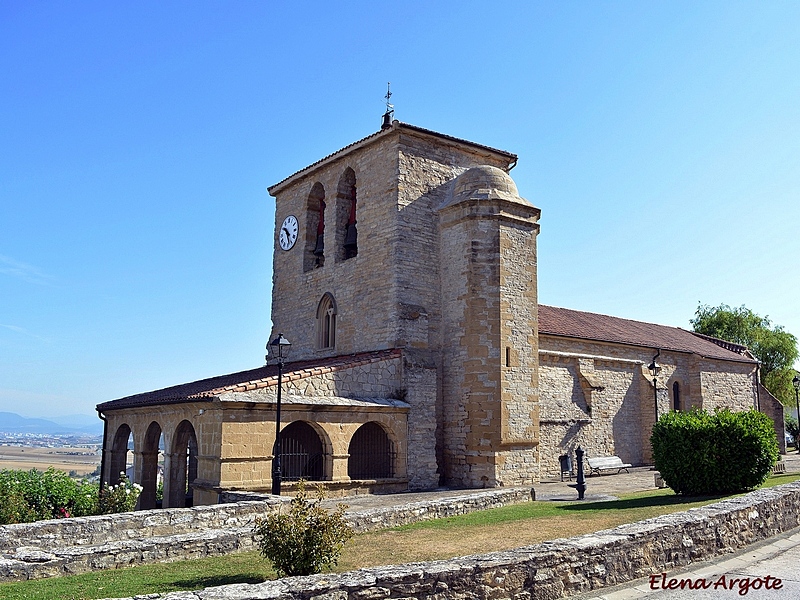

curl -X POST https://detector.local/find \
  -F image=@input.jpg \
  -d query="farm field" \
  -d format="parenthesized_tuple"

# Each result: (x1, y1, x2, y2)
(0, 445, 102, 476)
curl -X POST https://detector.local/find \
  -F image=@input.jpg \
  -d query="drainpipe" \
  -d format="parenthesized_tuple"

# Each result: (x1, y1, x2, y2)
(97, 409, 108, 498)
(755, 362, 761, 411)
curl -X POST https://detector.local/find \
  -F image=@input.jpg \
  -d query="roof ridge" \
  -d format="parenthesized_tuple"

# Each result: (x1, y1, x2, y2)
(268, 121, 516, 195)
(689, 331, 749, 354)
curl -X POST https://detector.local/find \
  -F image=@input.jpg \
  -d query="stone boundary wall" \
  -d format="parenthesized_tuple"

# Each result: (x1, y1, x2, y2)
(0, 489, 529, 582)
(104, 481, 800, 600)
(0, 498, 288, 554)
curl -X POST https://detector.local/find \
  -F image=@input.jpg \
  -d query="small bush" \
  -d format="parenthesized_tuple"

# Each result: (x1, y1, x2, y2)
(253, 481, 353, 577)
(651, 408, 779, 495)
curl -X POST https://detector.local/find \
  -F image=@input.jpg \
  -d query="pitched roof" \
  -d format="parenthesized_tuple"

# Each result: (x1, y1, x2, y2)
(268, 121, 517, 195)
(97, 348, 402, 412)
(538, 305, 756, 363)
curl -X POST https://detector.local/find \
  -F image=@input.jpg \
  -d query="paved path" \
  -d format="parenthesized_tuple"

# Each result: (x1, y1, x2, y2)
(578, 527, 800, 599)
(323, 452, 800, 599)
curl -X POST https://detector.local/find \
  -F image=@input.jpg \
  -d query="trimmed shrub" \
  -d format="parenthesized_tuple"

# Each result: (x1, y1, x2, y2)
(253, 481, 353, 577)
(651, 408, 779, 495)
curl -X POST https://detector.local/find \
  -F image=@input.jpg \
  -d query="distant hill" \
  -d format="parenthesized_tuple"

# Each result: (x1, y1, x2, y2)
(0, 412, 103, 435)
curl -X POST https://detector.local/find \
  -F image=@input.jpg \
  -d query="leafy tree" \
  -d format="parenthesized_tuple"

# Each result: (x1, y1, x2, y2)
(691, 303, 798, 405)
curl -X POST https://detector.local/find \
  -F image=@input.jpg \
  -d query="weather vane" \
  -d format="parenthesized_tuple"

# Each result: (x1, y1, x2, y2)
(381, 82, 394, 130)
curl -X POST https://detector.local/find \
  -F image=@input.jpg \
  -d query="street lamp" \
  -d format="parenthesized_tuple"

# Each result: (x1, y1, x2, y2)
(648, 350, 662, 424)
(793, 373, 800, 452)
(267, 333, 291, 495)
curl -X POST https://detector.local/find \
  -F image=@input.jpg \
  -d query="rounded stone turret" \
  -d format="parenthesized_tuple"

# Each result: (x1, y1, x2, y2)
(443, 165, 532, 208)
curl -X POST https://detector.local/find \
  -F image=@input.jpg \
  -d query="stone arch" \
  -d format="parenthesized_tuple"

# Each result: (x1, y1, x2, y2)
(335, 167, 357, 261)
(275, 420, 328, 481)
(109, 424, 132, 486)
(316, 292, 337, 349)
(304, 182, 326, 271)
(167, 420, 198, 508)
(138, 421, 163, 510)
(348, 422, 395, 479)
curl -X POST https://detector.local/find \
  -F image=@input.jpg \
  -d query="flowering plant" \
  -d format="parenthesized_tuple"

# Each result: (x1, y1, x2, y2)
(99, 473, 143, 514)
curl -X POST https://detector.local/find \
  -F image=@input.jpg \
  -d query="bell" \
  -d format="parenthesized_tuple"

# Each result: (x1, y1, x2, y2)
(313, 233, 324, 256)
(344, 223, 358, 249)
(381, 111, 392, 130)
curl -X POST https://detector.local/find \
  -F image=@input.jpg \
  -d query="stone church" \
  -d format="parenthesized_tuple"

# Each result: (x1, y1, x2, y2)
(97, 120, 778, 508)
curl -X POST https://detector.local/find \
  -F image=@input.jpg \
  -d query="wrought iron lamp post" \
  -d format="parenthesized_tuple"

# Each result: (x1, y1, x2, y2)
(267, 333, 291, 495)
(793, 374, 800, 452)
(648, 350, 662, 424)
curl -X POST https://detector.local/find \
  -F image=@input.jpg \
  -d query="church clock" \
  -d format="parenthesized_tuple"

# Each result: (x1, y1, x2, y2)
(279, 215, 298, 250)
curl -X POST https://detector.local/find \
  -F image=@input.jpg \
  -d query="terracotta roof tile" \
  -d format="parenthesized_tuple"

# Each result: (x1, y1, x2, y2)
(539, 305, 755, 363)
(97, 348, 402, 412)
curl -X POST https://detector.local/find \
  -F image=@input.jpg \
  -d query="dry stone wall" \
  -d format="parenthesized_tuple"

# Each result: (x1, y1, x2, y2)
(0, 489, 529, 582)
(103, 482, 800, 600)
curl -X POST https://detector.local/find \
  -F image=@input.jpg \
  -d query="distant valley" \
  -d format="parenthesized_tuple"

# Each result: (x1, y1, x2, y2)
(0, 412, 104, 435)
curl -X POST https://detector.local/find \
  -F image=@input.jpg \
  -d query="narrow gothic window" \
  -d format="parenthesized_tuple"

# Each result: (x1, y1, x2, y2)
(304, 183, 326, 272)
(336, 168, 357, 261)
(316, 293, 336, 349)
(673, 381, 681, 411)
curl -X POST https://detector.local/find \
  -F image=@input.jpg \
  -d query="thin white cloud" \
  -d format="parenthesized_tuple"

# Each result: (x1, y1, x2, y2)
(0, 324, 51, 343)
(0, 254, 54, 285)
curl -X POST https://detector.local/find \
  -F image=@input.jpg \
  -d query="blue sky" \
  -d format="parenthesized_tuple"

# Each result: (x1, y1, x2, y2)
(1, 1, 799, 419)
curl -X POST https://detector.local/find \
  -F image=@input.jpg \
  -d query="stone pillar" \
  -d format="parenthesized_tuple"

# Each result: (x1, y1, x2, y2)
(136, 450, 159, 510)
(331, 453, 350, 482)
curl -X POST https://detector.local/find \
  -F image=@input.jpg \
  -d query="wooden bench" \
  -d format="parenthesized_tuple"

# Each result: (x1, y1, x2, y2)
(587, 456, 632, 476)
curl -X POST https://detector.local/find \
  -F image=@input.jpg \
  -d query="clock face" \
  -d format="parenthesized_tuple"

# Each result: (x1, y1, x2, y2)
(279, 215, 298, 250)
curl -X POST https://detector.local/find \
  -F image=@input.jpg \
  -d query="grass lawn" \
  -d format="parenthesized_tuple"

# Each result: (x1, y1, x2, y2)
(2, 473, 798, 600)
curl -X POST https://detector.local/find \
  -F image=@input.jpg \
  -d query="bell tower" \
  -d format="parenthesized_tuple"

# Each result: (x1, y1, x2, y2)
(267, 122, 541, 489)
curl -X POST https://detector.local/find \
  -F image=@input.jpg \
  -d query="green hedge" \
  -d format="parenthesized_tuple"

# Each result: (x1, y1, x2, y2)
(651, 408, 779, 495)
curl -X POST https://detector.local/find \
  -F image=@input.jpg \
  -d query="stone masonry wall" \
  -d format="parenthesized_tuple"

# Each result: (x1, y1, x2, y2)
(103, 481, 800, 600)
(0, 489, 529, 582)
(537, 337, 758, 476)
(269, 134, 399, 361)
(698, 358, 757, 411)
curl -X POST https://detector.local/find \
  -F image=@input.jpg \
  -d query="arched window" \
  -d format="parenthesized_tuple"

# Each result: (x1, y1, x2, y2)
(336, 168, 357, 261)
(304, 183, 326, 272)
(673, 381, 681, 411)
(275, 421, 325, 481)
(348, 422, 393, 479)
(316, 293, 336, 349)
